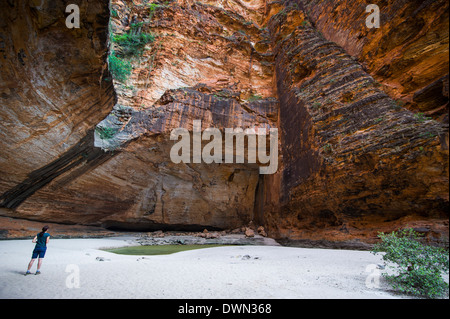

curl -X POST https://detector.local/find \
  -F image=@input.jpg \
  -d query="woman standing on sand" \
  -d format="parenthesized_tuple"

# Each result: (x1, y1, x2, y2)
(25, 226, 50, 275)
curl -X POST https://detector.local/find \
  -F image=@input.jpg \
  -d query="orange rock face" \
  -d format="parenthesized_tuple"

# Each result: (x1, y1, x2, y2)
(0, 0, 114, 195)
(262, 2, 448, 245)
(302, 0, 449, 120)
(0, 0, 448, 246)
(1, 0, 278, 232)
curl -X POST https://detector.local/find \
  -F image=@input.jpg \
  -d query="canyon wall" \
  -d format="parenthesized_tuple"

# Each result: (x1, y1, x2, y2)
(0, 0, 448, 245)
(302, 0, 449, 121)
(1, 0, 278, 231)
(0, 0, 114, 193)
(262, 2, 448, 246)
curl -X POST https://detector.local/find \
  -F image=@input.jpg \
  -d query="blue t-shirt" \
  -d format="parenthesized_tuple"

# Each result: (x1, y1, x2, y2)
(35, 233, 50, 248)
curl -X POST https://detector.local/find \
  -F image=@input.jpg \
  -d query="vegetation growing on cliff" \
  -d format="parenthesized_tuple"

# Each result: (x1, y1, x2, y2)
(112, 30, 155, 57)
(108, 53, 132, 82)
(108, 5, 155, 83)
(96, 126, 118, 140)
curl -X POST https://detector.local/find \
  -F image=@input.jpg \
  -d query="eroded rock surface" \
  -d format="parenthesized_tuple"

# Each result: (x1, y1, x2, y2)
(262, 3, 448, 244)
(302, 0, 449, 120)
(0, 0, 448, 246)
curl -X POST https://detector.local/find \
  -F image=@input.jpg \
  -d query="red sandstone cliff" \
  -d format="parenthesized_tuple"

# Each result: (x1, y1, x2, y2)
(0, 0, 448, 246)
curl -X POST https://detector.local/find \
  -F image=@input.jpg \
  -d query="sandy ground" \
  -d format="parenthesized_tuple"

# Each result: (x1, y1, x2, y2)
(0, 236, 408, 299)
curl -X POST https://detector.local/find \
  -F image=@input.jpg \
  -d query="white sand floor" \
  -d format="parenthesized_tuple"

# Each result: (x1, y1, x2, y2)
(0, 237, 407, 299)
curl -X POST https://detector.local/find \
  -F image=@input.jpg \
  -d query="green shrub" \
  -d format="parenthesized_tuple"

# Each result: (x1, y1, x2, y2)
(322, 143, 333, 154)
(312, 102, 322, 109)
(372, 228, 449, 298)
(248, 94, 263, 102)
(148, 3, 160, 12)
(414, 112, 432, 122)
(112, 32, 155, 57)
(96, 126, 117, 140)
(108, 53, 132, 82)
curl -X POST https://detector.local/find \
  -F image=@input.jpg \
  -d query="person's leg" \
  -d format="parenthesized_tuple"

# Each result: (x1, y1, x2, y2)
(37, 258, 43, 272)
(35, 248, 46, 274)
(27, 259, 35, 271)
(25, 258, 36, 275)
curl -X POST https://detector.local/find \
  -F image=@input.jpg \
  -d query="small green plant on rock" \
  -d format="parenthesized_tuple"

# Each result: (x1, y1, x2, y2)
(112, 32, 155, 57)
(96, 126, 117, 140)
(322, 143, 333, 154)
(312, 102, 322, 110)
(372, 228, 449, 298)
(414, 112, 432, 122)
(248, 94, 263, 102)
(301, 20, 310, 27)
(108, 53, 132, 82)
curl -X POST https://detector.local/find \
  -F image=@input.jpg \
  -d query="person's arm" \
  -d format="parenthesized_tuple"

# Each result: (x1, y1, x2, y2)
(32, 236, 37, 243)
(46, 235, 50, 244)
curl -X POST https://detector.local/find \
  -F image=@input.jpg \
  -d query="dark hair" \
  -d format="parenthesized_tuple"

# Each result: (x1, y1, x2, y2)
(38, 225, 49, 237)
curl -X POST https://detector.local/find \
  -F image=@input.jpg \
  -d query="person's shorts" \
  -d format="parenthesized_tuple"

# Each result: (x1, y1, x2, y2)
(32, 247, 47, 259)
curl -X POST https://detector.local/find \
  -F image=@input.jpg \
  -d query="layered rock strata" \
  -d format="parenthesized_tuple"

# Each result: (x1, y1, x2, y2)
(301, 0, 449, 121)
(262, 3, 448, 244)
(0, 0, 448, 245)
(1, 0, 278, 231)
(0, 0, 114, 203)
